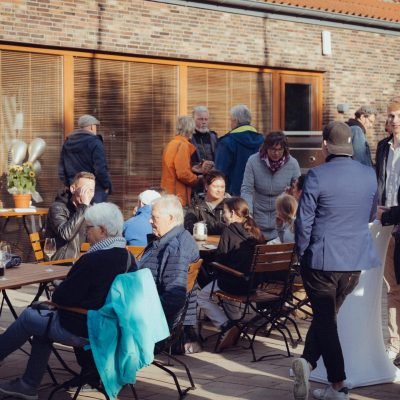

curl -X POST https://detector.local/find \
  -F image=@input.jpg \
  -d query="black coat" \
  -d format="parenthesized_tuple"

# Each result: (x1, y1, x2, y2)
(52, 247, 136, 337)
(58, 129, 112, 196)
(45, 190, 88, 260)
(216, 222, 263, 294)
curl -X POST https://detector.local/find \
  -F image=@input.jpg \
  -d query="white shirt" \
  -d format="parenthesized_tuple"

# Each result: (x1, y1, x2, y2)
(385, 139, 400, 207)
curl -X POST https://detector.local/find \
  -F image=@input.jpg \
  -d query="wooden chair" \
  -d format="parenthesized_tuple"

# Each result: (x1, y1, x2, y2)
(152, 258, 203, 399)
(126, 245, 145, 261)
(80, 242, 90, 255)
(29, 232, 75, 266)
(209, 243, 300, 361)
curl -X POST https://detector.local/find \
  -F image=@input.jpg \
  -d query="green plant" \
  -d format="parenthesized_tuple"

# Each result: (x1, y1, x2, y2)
(6, 162, 36, 195)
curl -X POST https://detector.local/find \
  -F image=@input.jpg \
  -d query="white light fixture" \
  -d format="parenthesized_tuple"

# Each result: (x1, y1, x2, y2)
(322, 31, 332, 56)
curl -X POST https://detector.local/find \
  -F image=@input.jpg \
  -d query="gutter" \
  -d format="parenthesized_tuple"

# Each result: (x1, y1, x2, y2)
(150, 0, 400, 34)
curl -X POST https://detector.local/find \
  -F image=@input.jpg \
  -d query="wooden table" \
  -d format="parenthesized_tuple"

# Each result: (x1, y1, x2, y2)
(0, 207, 48, 235)
(196, 235, 220, 253)
(0, 262, 70, 319)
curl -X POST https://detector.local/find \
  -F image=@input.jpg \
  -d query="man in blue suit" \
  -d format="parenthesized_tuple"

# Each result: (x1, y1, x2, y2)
(292, 122, 379, 400)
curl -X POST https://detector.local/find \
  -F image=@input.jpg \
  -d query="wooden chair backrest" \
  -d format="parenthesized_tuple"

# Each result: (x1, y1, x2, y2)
(126, 245, 145, 260)
(253, 243, 295, 274)
(80, 242, 90, 254)
(29, 232, 44, 262)
(187, 259, 203, 292)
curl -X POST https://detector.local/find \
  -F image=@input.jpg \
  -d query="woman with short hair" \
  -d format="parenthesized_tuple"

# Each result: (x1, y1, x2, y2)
(241, 131, 301, 240)
(161, 116, 202, 207)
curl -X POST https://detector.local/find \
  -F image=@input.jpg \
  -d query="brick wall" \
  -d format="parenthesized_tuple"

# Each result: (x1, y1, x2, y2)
(1, 0, 399, 153)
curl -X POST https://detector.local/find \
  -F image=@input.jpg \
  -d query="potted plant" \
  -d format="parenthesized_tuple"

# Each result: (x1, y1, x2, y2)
(6, 162, 37, 208)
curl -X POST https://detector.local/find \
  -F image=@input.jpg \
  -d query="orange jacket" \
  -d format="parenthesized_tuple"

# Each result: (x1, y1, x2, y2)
(161, 135, 199, 207)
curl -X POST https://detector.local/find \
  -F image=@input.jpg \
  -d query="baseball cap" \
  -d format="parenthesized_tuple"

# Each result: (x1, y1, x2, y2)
(78, 115, 100, 128)
(139, 190, 161, 205)
(322, 121, 353, 156)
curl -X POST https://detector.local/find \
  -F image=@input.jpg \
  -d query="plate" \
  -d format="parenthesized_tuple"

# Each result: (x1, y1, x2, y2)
(202, 244, 217, 250)
(13, 208, 37, 213)
(0, 209, 13, 212)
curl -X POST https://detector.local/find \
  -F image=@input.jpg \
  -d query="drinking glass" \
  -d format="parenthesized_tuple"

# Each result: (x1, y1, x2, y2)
(1, 244, 11, 269)
(0, 251, 6, 280)
(44, 238, 56, 261)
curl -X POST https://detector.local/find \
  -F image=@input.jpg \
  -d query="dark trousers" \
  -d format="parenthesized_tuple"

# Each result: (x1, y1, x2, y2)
(301, 267, 361, 383)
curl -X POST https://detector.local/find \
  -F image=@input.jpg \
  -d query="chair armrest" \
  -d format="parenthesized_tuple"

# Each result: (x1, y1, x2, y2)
(36, 300, 88, 315)
(40, 258, 76, 266)
(210, 262, 245, 278)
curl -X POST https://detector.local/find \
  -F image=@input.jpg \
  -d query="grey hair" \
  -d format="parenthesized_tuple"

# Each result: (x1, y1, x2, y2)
(84, 202, 124, 237)
(152, 194, 184, 226)
(230, 104, 252, 126)
(176, 116, 195, 137)
(192, 105, 209, 116)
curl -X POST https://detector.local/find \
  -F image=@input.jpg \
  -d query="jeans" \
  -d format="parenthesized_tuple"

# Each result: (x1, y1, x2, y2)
(0, 307, 87, 389)
(301, 268, 360, 384)
(197, 281, 241, 329)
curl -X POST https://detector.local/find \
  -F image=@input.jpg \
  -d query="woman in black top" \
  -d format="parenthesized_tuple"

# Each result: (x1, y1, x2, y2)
(197, 197, 265, 350)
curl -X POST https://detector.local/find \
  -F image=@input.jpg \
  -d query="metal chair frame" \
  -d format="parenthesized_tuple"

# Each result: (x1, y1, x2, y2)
(209, 243, 302, 361)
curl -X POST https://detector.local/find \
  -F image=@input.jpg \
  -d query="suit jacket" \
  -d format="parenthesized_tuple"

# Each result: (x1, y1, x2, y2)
(295, 156, 379, 271)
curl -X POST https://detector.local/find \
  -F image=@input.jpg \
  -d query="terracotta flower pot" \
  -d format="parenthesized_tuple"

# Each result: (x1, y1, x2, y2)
(13, 194, 32, 208)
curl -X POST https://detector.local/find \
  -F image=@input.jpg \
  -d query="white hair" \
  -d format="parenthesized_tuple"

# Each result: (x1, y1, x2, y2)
(230, 104, 252, 126)
(176, 116, 195, 137)
(152, 195, 184, 226)
(84, 202, 124, 237)
(192, 105, 209, 116)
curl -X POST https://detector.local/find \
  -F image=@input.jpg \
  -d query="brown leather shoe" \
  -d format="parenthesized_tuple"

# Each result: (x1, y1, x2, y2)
(216, 326, 241, 352)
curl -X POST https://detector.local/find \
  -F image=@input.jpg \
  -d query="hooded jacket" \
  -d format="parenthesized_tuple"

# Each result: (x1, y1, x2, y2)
(161, 135, 199, 207)
(58, 128, 112, 195)
(215, 125, 264, 195)
(45, 190, 88, 260)
(216, 222, 263, 294)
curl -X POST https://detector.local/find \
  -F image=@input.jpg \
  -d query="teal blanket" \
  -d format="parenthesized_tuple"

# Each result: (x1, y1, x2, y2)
(87, 268, 170, 399)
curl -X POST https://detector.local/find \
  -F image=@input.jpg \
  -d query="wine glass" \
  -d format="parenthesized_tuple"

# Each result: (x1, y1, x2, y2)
(0, 251, 6, 280)
(1, 244, 11, 269)
(43, 238, 56, 269)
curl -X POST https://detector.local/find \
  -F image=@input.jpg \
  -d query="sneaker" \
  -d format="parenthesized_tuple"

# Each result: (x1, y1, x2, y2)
(312, 385, 349, 400)
(386, 346, 398, 361)
(0, 378, 38, 400)
(216, 326, 241, 352)
(292, 358, 311, 400)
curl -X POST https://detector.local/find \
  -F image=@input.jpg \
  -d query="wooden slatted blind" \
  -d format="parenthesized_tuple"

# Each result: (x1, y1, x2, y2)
(73, 57, 178, 215)
(187, 67, 272, 136)
(0, 50, 63, 206)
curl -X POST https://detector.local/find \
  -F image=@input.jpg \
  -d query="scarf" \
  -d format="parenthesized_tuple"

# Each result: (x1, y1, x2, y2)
(261, 153, 290, 173)
(86, 236, 127, 255)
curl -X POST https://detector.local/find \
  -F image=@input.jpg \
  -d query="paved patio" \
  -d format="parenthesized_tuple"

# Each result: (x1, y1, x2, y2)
(0, 284, 399, 400)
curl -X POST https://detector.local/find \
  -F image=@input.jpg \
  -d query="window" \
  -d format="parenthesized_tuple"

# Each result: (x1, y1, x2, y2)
(0, 50, 63, 204)
(74, 57, 178, 213)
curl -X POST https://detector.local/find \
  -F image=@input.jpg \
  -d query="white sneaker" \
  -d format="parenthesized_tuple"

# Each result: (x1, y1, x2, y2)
(386, 347, 398, 361)
(312, 385, 349, 400)
(292, 358, 311, 400)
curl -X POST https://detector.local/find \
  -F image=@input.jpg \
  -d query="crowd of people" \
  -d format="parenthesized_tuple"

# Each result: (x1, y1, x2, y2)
(1, 99, 400, 400)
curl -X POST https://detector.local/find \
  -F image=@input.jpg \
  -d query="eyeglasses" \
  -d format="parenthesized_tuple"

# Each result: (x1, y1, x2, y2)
(268, 147, 284, 154)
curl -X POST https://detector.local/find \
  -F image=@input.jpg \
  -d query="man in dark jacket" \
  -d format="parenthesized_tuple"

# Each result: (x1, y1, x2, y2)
(46, 171, 95, 260)
(215, 104, 264, 195)
(58, 114, 112, 203)
(0, 203, 136, 400)
(346, 105, 376, 167)
(137, 195, 200, 352)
